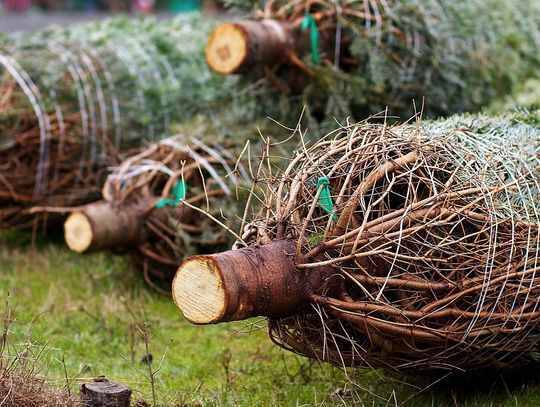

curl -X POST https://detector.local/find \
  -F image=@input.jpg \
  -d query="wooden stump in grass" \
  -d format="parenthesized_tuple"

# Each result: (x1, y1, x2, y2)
(80, 378, 131, 407)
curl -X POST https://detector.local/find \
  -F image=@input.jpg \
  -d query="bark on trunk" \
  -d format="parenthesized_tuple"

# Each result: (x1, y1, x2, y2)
(172, 240, 334, 324)
(80, 379, 131, 407)
(64, 198, 193, 253)
(205, 20, 312, 74)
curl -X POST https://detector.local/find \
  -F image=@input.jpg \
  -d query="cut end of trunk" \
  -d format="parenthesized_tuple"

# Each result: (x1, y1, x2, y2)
(173, 240, 336, 325)
(63, 199, 155, 253)
(80, 379, 131, 407)
(205, 23, 249, 74)
(64, 211, 93, 253)
(172, 256, 227, 324)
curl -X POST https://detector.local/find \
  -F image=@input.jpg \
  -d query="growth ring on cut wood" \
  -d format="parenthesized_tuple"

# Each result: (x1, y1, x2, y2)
(205, 23, 249, 74)
(64, 199, 154, 254)
(172, 256, 227, 324)
(173, 240, 336, 324)
(80, 379, 131, 407)
(64, 212, 94, 253)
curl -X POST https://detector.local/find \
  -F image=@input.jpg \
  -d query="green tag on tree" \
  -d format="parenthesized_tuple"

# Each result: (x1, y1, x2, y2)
(301, 13, 321, 65)
(316, 176, 337, 221)
(155, 180, 187, 208)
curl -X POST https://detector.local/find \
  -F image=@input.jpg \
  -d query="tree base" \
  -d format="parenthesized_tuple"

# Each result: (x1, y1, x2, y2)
(205, 20, 297, 74)
(80, 379, 131, 407)
(173, 240, 335, 324)
(64, 199, 155, 253)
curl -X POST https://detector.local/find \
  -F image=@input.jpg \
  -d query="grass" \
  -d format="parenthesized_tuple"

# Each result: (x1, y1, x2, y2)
(2, 232, 540, 406)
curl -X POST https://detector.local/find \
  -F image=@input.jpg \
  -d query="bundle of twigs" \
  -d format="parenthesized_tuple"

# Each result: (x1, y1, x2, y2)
(173, 112, 540, 371)
(0, 14, 235, 230)
(207, 0, 540, 120)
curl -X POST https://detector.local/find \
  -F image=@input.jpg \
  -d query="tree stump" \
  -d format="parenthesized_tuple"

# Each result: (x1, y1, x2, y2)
(80, 378, 131, 407)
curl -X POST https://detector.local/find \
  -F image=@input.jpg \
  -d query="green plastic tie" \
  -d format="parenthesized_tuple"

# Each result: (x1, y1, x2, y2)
(316, 176, 337, 221)
(155, 180, 187, 208)
(300, 13, 321, 65)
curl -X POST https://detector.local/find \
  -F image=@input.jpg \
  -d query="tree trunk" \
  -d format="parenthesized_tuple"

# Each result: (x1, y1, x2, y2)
(205, 19, 311, 74)
(80, 379, 131, 407)
(172, 240, 334, 324)
(64, 198, 193, 253)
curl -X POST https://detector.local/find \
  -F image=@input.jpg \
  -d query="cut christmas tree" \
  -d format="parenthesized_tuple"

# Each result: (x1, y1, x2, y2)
(207, 0, 540, 120)
(63, 112, 295, 285)
(174, 111, 540, 371)
(0, 14, 237, 230)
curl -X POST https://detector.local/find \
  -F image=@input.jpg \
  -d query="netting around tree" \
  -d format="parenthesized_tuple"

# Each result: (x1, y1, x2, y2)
(214, 0, 540, 121)
(0, 14, 237, 230)
(234, 112, 540, 371)
(96, 110, 301, 286)
(101, 133, 250, 286)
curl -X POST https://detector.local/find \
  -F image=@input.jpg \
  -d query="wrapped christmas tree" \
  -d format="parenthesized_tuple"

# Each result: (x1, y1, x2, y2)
(0, 14, 238, 230)
(64, 134, 245, 288)
(63, 112, 293, 285)
(173, 111, 540, 371)
(206, 0, 540, 120)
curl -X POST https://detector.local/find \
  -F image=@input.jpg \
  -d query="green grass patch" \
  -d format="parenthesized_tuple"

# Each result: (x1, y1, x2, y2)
(1, 232, 540, 406)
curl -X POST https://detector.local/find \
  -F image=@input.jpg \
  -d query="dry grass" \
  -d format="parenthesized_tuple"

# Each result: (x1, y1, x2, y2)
(0, 299, 76, 407)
